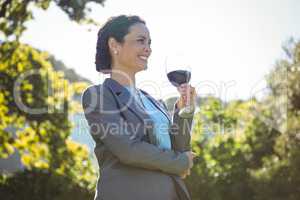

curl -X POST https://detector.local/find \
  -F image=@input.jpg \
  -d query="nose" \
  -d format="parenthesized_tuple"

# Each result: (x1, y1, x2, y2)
(144, 44, 152, 56)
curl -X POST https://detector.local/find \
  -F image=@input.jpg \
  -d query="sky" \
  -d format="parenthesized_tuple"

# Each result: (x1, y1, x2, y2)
(21, 0, 300, 101)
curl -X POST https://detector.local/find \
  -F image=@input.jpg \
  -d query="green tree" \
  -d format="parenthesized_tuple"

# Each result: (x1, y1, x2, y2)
(187, 40, 300, 200)
(246, 39, 300, 200)
(0, 0, 105, 39)
(187, 97, 256, 200)
(0, 41, 96, 190)
(0, 1, 105, 198)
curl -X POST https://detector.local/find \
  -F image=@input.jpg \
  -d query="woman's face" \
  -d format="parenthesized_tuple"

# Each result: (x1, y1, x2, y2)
(112, 23, 152, 74)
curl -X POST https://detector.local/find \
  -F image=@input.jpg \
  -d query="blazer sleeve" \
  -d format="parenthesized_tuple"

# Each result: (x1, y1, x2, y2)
(170, 102, 194, 152)
(81, 86, 189, 175)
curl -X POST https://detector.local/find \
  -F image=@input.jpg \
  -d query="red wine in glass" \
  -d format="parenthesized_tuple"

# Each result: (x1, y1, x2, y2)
(167, 70, 191, 87)
(165, 53, 194, 117)
(167, 69, 194, 117)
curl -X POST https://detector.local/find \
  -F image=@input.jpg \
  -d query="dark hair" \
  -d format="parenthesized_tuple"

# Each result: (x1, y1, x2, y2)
(95, 15, 146, 73)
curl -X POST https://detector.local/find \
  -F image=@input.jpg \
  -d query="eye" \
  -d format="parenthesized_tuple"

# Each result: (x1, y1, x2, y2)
(137, 38, 151, 46)
(137, 39, 145, 44)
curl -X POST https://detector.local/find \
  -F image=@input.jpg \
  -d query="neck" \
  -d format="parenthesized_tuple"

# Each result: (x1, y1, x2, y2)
(110, 70, 136, 87)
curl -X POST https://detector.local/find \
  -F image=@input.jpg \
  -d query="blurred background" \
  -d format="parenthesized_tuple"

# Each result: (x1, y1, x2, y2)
(0, 0, 299, 199)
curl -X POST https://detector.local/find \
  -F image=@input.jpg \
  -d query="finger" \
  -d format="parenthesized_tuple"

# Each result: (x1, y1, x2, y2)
(179, 91, 192, 99)
(182, 87, 196, 96)
(188, 86, 195, 95)
(191, 88, 196, 96)
(180, 173, 187, 179)
(190, 152, 197, 159)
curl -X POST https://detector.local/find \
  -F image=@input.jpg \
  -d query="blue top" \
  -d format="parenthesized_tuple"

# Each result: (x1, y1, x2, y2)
(124, 87, 172, 150)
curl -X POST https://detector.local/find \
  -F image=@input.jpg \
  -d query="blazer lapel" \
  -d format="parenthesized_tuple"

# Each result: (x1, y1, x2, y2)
(139, 90, 178, 152)
(102, 78, 147, 121)
(103, 78, 157, 145)
(140, 90, 172, 122)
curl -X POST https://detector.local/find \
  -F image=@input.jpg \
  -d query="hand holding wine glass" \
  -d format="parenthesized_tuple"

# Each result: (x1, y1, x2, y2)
(176, 83, 196, 112)
(165, 53, 196, 117)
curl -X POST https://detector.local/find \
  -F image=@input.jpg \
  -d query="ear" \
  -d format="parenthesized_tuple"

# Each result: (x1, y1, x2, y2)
(108, 37, 120, 55)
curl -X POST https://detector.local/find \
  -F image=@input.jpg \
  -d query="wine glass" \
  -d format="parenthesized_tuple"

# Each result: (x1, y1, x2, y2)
(165, 53, 194, 117)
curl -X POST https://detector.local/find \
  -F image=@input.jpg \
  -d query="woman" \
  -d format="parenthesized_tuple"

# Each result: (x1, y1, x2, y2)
(82, 15, 196, 200)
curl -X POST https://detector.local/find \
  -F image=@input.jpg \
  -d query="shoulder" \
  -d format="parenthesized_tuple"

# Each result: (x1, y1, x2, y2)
(81, 84, 116, 111)
(81, 84, 99, 106)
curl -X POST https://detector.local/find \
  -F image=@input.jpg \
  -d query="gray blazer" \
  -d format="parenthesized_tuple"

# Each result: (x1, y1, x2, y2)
(82, 78, 194, 200)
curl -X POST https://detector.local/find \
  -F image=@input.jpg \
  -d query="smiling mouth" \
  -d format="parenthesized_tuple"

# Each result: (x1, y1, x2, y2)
(138, 56, 148, 61)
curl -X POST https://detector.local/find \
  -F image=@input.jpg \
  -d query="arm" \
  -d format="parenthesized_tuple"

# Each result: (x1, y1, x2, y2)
(170, 103, 194, 152)
(82, 86, 189, 175)
(169, 84, 196, 179)
(157, 97, 194, 152)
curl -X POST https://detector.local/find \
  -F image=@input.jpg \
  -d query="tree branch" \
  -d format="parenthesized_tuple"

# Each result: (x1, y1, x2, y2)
(0, 0, 13, 18)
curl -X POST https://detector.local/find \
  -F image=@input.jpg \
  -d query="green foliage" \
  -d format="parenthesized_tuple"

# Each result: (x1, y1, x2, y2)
(0, 41, 97, 190)
(0, 169, 94, 200)
(0, 0, 105, 39)
(0, 1, 99, 198)
(187, 40, 300, 200)
(188, 97, 255, 200)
